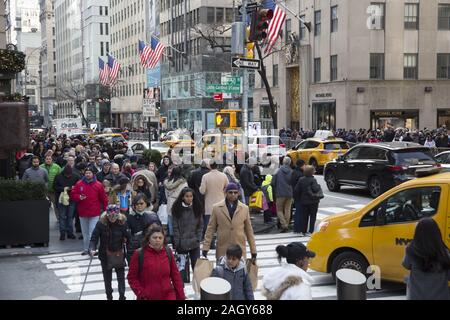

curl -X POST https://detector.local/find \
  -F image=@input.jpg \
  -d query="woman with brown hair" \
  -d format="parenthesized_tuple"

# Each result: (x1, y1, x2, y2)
(127, 226, 185, 300)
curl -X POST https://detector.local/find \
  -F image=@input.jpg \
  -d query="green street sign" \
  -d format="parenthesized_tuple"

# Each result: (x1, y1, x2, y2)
(206, 76, 241, 94)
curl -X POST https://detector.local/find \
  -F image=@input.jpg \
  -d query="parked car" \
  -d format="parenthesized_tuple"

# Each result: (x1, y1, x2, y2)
(286, 138, 350, 171)
(128, 141, 170, 157)
(324, 142, 439, 198)
(248, 135, 287, 160)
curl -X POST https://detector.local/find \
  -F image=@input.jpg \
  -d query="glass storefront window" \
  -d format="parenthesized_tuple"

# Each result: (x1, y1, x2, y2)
(370, 110, 419, 130)
(313, 102, 336, 130)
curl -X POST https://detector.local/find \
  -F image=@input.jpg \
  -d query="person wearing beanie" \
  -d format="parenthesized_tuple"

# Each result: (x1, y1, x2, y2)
(54, 164, 80, 240)
(71, 167, 108, 255)
(262, 242, 315, 300)
(202, 182, 257, 263)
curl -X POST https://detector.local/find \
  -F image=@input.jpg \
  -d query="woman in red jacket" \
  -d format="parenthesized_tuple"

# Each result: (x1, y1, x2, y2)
(127, 226, 186, 300)
(71, 168, 108, 255)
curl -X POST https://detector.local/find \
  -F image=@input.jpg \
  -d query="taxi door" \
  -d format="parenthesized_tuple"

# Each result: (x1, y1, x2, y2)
(372, 184, 447, 282)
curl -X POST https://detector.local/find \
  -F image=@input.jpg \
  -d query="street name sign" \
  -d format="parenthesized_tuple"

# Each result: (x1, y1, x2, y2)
(231, 57, 260, 69)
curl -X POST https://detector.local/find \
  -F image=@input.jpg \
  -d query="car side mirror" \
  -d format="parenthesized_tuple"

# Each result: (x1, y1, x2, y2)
(375, 208, 386, 226)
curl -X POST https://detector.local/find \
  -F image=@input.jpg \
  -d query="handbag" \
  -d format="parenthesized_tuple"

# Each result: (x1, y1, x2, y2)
(59, 188, 70, 206)
(249, 191, 263, 210)
(310, 182, 324, 200)
(106, 248, 126, 270)
(157, 204, 168, 225)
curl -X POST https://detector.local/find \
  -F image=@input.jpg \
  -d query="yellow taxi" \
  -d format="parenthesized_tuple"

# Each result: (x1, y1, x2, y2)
(194, 131, 245, 163)
(286, 138, 349, 170)
(161, 132, 195, 149)
(307, 168, 450, 283)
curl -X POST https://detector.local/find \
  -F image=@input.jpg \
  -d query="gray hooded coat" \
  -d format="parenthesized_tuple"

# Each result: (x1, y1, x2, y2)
(271, 164, 293, 199)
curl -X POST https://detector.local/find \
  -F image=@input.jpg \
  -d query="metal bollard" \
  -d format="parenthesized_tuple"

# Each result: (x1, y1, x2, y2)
(336, 269, 367, 300)
(200, 277, 231, 300)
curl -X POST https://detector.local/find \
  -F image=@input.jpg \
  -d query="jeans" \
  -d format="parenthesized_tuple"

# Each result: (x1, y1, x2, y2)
(167, 215, 173, 237)
(58, 201, 75, 235)
(300, 204, 319, 233)
(79, 216, 100, 252)
(276, 197, 293, 230)
(293, 200, 302, 233)
(100, 260, 126, 300)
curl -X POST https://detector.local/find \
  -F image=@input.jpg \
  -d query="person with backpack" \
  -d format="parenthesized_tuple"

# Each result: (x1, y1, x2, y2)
(126, 193, 162, 264)
(127, 226, 186, 300)
(89, 205, 130, 300)
(211, 244, 254, 300)
(402, 218, 450, 300)
(172, 187, 204, 272)
(294, 165, 324, 236)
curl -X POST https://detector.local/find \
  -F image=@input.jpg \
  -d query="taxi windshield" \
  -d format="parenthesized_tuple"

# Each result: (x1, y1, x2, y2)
(324, 142, 349, 150)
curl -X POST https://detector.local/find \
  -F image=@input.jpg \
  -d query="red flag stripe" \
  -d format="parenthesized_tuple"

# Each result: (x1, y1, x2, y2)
(265, 6, 286, 54)
(148, 43, 165, 68)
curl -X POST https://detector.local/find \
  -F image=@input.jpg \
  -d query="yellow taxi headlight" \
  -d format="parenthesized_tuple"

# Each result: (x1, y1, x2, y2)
(316, 221, 330, 233)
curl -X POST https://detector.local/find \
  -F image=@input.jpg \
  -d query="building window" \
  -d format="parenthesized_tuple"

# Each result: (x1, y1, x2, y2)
(106, 23, 109, 35)
(100, 6, 103, 15)
(207, 7, 215, 24)
(216, 8, 224, 24)
(331, 6, 338, 33)
(105, 6, 108, 16)
(300, 15, 306, 40)
(100, 42, 104, 56)
(226, 8, 233, 23)
(437, 54, 450, 79)
(314, 11, 321, 36)
(314, 58, 321, 82)
(369, 3, 385, 30)
(330, 55, 337, 81)
(370, 53, 385, 80)
(438, 4, 450, 30)
(106, 42, 109, 54)
(404, 3, 419, 30)
(273, 64, 278, 87)
(404, 54, 418, 79)
(100, 23, 103, 35)
(285, 19, 291, 41)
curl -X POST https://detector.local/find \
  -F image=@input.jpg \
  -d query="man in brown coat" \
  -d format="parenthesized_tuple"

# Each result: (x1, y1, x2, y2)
(202, 183, 257, 262)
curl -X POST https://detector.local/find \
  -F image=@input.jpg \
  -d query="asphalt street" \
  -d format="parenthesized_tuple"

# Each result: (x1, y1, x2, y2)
(0, 174, 404, 300)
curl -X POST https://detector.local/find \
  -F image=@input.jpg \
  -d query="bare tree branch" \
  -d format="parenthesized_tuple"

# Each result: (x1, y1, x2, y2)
(192, 26, 231, 52)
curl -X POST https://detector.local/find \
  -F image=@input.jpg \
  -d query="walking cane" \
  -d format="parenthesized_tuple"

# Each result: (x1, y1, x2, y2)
(78, 253, 94, 300)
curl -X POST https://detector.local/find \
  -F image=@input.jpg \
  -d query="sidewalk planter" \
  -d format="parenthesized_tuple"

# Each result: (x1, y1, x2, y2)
(0, 180, 50, 246)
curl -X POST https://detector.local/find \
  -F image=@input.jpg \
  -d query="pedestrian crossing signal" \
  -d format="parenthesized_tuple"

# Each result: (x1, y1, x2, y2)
(215, 110, 242, 129)
(215, 113, 231, 128)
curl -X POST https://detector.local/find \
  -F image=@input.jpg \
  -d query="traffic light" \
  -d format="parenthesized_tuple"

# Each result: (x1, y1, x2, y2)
(246, 27, 254, 59)
(249, 8, 273, 42)
(215, 110, 242, 129)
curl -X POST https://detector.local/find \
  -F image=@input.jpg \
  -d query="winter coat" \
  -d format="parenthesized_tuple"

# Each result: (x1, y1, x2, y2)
(164, 178, 188, 217)
(261, 175, 273, 202)
(132, 170, 159, 206)
(262, 263, 313, 300)
(291, 167, 304, 192)
(402, 245, 450, 300)
(96, 169, 110, 183)
(54, 172, 80, 203)
(104, 172, 128, 187)
(225, 173, 245, 203)
(126, 209, 162, 259)
(187, 167, 210, 204)
(211, 256, 254, 300)
(70, 177, 108, 218)
(199, 169, 229, 215)
(40, 162, 61, 192)
(294, 176, 322, 205)
(271, 164, 293, 199)
(172, 204, 203, 253)
(89, 213, 130, 262)
(156, 156, 173, 183)
(22, 166, 48, 186)
(127, 245, 186, 300)
(239, 165, 258, 197)
(203, 200, 257, 259)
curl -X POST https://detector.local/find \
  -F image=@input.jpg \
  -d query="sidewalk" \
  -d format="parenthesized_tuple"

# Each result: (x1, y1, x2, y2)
(0, 208, 83, 258)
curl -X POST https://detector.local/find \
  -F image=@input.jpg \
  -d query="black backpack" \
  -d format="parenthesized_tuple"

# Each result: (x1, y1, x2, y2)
(138, 246, 172, 276)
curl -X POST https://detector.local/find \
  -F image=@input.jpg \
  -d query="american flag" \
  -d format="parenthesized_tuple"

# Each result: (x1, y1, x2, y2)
(147, 37, 166, 69)
(139, 40, 153, 68)
(262, 0, 286, 54)
(107, 54, 121, 86)
(98, 57, 110, 86)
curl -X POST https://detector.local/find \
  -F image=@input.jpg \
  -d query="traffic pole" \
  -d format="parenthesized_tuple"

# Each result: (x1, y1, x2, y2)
(242, 0, 249, 157)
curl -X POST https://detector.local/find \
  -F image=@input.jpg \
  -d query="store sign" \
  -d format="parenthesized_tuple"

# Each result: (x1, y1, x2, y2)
(373, 111, 403, 117)
(315, 93, 332, 98)
(54, 118, 83, 136)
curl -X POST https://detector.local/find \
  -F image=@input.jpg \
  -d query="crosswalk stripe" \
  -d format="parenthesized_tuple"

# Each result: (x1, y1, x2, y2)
(39, 231, 405, 300)
(319, 207, 348, 214)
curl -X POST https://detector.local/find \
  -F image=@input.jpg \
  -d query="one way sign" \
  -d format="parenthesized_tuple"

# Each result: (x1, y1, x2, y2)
(231, 57, 261, 70)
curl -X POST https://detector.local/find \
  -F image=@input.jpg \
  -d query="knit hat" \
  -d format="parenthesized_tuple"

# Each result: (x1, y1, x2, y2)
(225, 183, 239, 192)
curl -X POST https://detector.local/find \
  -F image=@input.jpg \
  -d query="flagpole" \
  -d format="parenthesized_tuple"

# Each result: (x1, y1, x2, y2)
(276, 1, 308, 25)
(150, 34, 185, 55)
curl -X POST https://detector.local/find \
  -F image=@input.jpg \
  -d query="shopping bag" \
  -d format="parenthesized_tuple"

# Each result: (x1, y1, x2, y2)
(193, 257, 214, 294)
(261, 194, 269, 211)
(246, 259, 259, 291)
(249, 191, 263, 210)
(59, 188, 70, 206)
(176, 253, 191, 283)
(157, 204, 168, 225)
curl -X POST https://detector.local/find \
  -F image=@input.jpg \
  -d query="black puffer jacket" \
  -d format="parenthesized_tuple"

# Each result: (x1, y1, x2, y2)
(239, 165, 258, 197)
(188, 167, 209, 204)
(54, 172, 80, 202)
(294, 176, 322, 205)
(89, 214, 130, 262)
(172, 205, 203, 253)
(126, 209, 161, 259)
